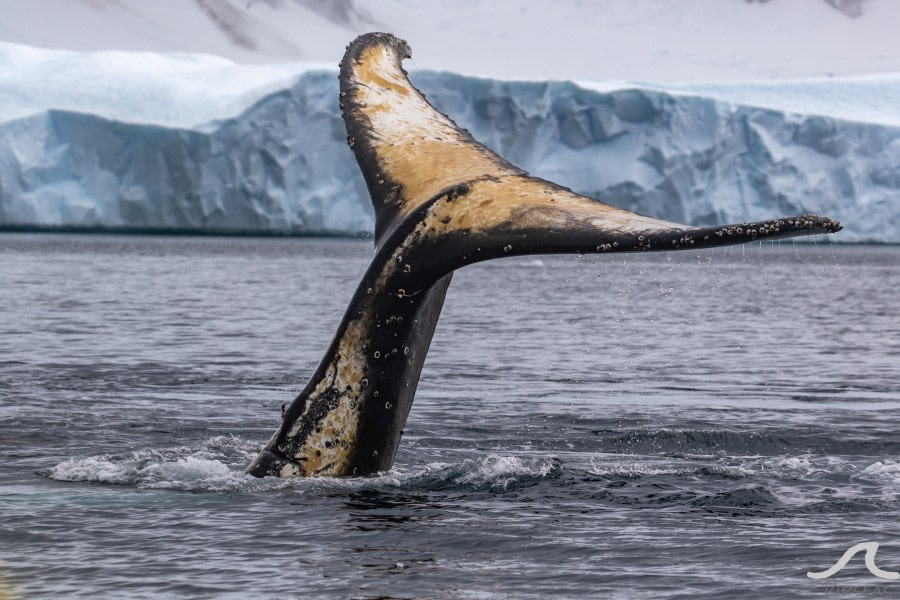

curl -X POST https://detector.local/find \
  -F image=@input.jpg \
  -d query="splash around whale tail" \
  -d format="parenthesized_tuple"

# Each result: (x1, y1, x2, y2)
(245, 32, 841, 478)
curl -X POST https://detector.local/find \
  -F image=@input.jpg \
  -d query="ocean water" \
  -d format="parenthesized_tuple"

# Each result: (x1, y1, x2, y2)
(1, 234, 898, 599)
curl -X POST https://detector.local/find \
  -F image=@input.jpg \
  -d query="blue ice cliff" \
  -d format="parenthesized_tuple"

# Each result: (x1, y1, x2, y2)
(1, 43, 897, 241)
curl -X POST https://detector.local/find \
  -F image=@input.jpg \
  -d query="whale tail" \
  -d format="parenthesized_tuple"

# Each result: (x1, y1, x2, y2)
(338, 32, 840, 259)
(245, 33, 840, 478)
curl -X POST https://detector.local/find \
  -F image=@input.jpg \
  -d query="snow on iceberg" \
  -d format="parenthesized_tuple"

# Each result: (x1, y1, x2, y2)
(0, 43, 897, 241)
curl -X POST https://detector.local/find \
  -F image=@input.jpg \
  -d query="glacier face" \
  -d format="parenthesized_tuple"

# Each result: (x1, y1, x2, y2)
(0, 72, 372, 234)
(420, 73, 899, 242)
(0, 49, 898, 241)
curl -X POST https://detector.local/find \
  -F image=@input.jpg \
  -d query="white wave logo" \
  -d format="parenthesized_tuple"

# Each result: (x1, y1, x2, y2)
(807, 542, 899, 580)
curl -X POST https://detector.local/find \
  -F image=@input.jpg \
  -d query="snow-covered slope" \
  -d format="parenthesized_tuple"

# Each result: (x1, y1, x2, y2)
(1, 44, 896, 241)
(1, 0, 899, 82)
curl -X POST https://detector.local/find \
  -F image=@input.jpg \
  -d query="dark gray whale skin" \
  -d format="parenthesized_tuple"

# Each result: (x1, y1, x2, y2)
(245, 33, 841, 478)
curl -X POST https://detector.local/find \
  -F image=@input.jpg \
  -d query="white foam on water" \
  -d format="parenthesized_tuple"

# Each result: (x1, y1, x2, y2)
(587, 456, 750, 479)
(45, 439, 563, 494)
(44, 435, 297, 492)
(455, 454, 559, 488)
(861, 460, 900, 485)
(47, 455, 133, 484)
(45, 435, 897, 496)
(328, 454, 563, 492)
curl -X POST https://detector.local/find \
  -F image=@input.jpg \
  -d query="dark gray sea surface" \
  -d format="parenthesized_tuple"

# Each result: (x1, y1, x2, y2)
(1, 234, 898, 599)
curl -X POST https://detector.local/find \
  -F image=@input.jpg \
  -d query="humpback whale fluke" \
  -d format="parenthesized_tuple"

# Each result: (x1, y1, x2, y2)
(245, 32, 841, 478)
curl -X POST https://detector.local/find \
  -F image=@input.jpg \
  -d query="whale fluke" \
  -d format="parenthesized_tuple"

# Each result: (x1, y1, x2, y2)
(245, 32, 841, 478)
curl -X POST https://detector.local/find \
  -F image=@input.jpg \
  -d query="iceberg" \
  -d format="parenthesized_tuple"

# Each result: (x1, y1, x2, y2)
(0, 42, 897, 241)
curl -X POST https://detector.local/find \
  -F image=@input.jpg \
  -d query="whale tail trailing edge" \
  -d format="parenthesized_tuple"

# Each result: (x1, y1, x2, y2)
(245, 33, 841, 478)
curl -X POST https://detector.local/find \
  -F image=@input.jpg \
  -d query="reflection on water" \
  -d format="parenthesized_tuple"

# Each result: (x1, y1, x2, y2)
(343, 490, 445, 531)
(0, 569, 20, 600)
